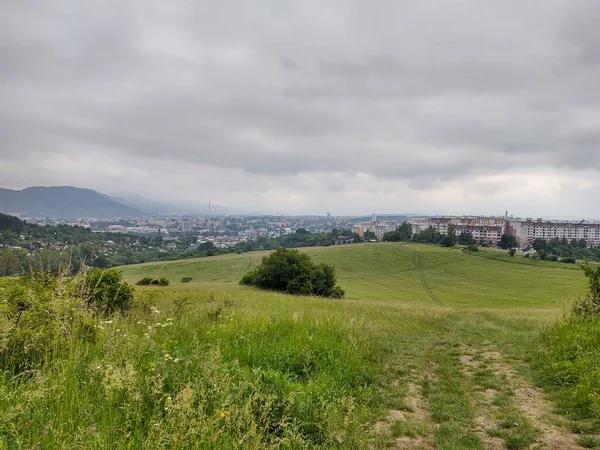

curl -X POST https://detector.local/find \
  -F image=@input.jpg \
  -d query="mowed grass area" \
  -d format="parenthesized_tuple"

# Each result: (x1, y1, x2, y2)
(2, 244, 593, 449)
(121, 243, 586, 309)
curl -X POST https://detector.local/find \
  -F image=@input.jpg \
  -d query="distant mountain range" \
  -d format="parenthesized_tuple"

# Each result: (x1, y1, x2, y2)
(0, 186, 144, 219)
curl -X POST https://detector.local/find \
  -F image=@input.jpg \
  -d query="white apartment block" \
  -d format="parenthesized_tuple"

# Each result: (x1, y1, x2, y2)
(431, 216, 506, 246)
(351, 221, 398, 240)
(506, 219, 600, 249)
(407, 217, 431, 234)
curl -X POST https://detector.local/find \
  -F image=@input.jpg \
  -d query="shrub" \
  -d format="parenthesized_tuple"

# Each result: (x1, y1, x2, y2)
(240, 248, 344, 298)
(85, 268, 134, 315)
(548, 254, 559, 262)
(156, 277, 170, 286)
(508, 248, 516, 256)
(562, 257, 577, 264)
(533, 262, 600, 430)
(136, 277, 170, 287)
(467, 244, 479, 252)
(0, 271, 96, 373)
(136, 277, 153, 286)
(181, 277, 192, 283)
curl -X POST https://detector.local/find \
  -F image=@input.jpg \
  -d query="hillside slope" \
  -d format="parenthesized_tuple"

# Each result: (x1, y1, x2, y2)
(0, 186, 143, 218)
(120, 243, 586, 309)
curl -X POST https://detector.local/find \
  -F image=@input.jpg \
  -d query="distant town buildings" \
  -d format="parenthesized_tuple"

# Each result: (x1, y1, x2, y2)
(411, 215, 600, 249)
(351, 214, 398, 240)
(506, 218, 600, 249)
(430, 216, 505, 247)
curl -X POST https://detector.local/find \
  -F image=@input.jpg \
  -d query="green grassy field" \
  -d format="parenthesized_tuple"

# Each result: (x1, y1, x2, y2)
(121, 243, 586, 309)
(2, 243, 595, 449)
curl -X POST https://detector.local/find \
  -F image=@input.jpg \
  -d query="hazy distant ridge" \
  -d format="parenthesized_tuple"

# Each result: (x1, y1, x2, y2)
(0, 186, 143, 218)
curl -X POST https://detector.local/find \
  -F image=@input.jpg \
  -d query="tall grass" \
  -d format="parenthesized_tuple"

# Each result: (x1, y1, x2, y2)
(0, 283, 377, 449)
(532, 315, 600, 432)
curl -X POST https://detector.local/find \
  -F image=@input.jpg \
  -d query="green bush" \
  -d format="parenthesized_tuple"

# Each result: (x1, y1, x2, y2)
(533, 317, 600, 429)
(562, 256, 577, 264)
(85, 268, 134, 315)
(181, 277, 192, 283)
(136, 277, 170, 287)
(0, 272, 96, 373)
(240, 248, 344, 298)
(533, 263, 600, 431)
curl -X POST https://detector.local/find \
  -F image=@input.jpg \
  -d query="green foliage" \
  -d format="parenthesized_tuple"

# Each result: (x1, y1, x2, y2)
(457, 230, 476, 245)
(0, 287, 375, 448)
(0, 272, 96, 374)
(241, 248, 344, 298)
(0, 250, 20, 276)
(136, 276, 153, 285)
(533, 316, 600, 431)
(439, 228, 457, 247)
(508, 248, 516, 257)
(382, 221, 413, 242)
(500, 234, 518, 249)
(85, 268, 134, 315)
(136, 276, 170, 287)
(156, 277, 170, 286)
(0, 213, 24, 233)
(181, 276, 192, 283)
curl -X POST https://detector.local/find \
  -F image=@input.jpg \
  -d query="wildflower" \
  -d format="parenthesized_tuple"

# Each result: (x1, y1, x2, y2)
(144, 333, 150, 338)
(150, 307, 160, 314)
(103, 320, 113, 324)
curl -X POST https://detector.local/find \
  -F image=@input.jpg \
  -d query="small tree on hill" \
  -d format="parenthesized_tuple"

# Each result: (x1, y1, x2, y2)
(500, 234, 518, 249)
(458, 230, 475, 245)
(240, 248, 344, 298)
(440, 228, 457, 247)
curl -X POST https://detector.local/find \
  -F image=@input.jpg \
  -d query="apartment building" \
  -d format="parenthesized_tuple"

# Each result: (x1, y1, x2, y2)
(430, 216, 506, 246)
(506, 218, 600, 248)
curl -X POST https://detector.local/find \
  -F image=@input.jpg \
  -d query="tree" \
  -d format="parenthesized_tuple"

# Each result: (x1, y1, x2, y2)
(499, 234, 518, 249)
(440, 228, 457, 247)
(533, 238, 546, 251)
(508, 248, 516, 257)
(240, 248, 344, 298)
(0, 251, 20, 276)
(581, 262, 600, 303)
(363, 230, 376, 241)
(382, 222, 413, 242)
(458, 230, 475, 245)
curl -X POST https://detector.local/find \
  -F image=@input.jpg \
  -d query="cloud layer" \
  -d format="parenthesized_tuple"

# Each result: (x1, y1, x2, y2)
(2, 0, 600, 216)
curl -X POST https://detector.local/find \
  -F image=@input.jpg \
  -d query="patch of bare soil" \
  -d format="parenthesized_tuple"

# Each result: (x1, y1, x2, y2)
(460, 346, 505, 449)
(462, 345, 584, 450)
(373, 379, 435, 449)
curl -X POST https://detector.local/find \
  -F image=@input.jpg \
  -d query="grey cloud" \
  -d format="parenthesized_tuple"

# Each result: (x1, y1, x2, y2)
(1, 0, 600, 214)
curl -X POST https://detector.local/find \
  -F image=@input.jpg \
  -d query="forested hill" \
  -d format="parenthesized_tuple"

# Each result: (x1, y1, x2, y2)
(0, 186, 143, 218)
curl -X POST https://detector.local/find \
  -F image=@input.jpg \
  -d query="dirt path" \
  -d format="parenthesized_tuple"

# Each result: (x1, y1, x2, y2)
(460, 345, 584, 450)
(412, 249, 444, 307)
(372, 375, 435, 449)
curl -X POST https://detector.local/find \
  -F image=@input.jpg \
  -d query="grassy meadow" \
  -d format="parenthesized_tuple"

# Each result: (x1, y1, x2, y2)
(1, 243, 597, 449)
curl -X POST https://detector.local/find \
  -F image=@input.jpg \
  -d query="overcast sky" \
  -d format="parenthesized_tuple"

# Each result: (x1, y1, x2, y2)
(2, 1, 600, 217)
